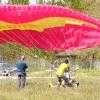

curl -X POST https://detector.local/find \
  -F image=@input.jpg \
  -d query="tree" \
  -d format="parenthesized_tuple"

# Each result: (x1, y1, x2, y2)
(7, 0, 30, 4)
(38, 0, 46, 4)
(0, 0, 2, 3)
(46, 0, 56, 5)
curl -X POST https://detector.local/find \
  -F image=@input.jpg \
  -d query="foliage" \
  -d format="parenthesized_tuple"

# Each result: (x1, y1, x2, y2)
(7, 0, 30, 4)
(38, 0, 45, 4)
(38, 0, 98, 13)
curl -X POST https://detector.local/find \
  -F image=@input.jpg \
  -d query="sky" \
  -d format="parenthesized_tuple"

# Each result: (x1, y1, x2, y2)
(1, 0, 36, 4)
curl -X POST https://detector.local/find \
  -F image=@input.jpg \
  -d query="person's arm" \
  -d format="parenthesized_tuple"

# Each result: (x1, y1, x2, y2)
(26, 64, 28, 72)
(24, 62, 28, 72)
(69, 67, 79, 75)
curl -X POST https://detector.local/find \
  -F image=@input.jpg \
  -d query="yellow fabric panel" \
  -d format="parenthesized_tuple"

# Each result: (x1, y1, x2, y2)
(0, 17, 97, 32)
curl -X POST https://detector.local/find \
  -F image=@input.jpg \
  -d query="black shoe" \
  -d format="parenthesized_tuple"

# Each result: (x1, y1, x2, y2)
(77, 83, 79, 87)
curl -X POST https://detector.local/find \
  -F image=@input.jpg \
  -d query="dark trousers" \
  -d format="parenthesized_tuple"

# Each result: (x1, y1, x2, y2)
(57, 75, 65, 87)
(17, 72, 26, 88)
(64, 78, 69, 86)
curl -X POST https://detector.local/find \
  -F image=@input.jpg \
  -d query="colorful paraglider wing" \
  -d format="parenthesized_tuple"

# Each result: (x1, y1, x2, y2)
(0, 5, 100, 50)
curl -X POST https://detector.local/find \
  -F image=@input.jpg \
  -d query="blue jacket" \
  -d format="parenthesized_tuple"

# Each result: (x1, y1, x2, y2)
(17, 60, 28, 73)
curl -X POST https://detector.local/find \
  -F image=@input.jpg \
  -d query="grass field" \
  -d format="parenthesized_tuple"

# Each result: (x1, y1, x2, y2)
(0, 69, 100, 100)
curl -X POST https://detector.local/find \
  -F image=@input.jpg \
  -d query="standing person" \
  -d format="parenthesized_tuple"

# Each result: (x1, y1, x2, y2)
(56, 59, 69, 88)
(17, 55, 28, 88)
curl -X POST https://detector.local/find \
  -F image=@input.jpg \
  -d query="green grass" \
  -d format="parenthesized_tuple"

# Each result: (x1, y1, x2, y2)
(0, 69, 100, 100)
(77, 69, 100, 76)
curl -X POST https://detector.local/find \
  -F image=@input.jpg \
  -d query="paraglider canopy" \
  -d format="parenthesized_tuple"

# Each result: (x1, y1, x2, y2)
(0, 4, 100, 51)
